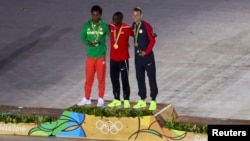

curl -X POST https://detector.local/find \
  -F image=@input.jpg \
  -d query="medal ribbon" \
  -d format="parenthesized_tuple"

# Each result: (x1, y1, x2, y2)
(114, 26, 123, 45)
(92, 22, 101, 43)
(134, 22, 141, 44)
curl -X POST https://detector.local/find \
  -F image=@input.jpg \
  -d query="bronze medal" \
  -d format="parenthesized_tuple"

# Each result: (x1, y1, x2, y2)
(137, 50, 140, 54)
(134, 22, 141, 48)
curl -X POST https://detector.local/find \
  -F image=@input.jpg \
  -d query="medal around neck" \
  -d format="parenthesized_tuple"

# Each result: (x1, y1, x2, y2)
(134, 23, 141, 47)
(92, 22, 101, 47)
(134, 42, 138, 47)
(113, 26, 123, 49)
(113, 44, 118, 49)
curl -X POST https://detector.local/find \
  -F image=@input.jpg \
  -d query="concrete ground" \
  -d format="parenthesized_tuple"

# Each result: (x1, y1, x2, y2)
(1, 0, 250, 127)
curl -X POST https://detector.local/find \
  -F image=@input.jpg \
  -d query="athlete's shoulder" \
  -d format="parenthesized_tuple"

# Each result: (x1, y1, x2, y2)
(142, 20, 153, 27)
(99, 19, 107, 24)
(109, 22, 115, 26)
(83, 20, 90, 26)
(122, 23, 131, 28)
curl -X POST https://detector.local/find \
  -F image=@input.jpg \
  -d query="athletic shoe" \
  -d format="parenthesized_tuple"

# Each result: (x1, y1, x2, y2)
(77, 98, 91, 106)
(133, 100, 146, 109)
(97, 98, 104, 107)
(149, 101, 157, 111)
(107, 99, 121, 107)
(124, 100, 131, 108)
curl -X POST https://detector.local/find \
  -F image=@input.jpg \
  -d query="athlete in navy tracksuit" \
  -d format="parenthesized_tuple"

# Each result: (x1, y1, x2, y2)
(132, 7, 158, 110)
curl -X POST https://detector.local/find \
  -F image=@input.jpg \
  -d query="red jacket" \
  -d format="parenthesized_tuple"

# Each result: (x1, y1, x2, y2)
(109, 23, 133, 61)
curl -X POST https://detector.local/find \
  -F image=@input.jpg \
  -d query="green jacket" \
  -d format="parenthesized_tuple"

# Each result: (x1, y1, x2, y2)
(80, 19, 109, 58)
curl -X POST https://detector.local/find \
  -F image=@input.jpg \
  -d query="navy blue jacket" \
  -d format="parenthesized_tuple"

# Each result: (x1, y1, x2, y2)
(132, 20, 156, 56)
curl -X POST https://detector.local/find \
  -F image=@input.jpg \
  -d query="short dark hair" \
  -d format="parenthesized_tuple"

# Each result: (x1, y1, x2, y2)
(113, 11, 123, 20)
(133, 7, 142, 14)
(91, 5, 102, 15)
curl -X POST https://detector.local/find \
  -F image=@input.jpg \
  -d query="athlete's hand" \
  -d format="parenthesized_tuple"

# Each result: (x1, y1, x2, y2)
(88, 41, 95, 47)
(153, 32, 157, 38)
(138, 51, 146, 56)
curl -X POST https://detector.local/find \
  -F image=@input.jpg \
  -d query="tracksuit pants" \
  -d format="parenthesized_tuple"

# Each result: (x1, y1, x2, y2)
(135, 52, 158, 101)
(110, 59, 130, 100)
(84, 57, 106, 99)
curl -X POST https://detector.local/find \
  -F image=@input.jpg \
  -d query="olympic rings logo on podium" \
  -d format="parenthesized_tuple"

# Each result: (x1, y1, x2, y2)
(95, 120, 124, 134)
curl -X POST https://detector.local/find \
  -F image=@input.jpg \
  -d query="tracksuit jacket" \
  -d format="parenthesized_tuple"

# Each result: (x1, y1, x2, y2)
(81, 19, 109, 58)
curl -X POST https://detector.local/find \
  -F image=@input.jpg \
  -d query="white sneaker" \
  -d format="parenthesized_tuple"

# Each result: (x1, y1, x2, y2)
(97, 98, 104, 107)
(77, 98, 91, 106)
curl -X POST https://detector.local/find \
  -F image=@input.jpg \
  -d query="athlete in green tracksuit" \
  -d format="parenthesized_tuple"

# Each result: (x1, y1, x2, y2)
(77, 5, 109, 107)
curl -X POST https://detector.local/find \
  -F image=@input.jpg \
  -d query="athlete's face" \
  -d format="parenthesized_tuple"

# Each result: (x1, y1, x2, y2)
(113, 15, 122, 26)
(91, 11, 101, 23)
(132, 11, 142, 23)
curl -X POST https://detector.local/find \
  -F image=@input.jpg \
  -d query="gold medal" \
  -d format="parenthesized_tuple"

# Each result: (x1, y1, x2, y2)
(113, 26, 123, 50)
(113, 44, 118, 49)
(134, 42, 138, 47)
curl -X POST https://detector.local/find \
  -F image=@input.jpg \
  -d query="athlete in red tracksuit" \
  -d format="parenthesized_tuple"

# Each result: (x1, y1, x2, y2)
(108, 12, 133, 108)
